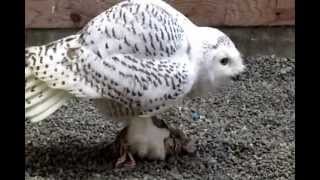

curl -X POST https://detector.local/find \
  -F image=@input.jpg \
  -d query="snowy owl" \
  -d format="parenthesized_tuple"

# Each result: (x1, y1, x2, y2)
(25, 0, 245, 167)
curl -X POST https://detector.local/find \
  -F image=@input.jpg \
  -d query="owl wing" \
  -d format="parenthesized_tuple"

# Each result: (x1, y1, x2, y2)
(25, 0, 195, 122)
(78, 0, 185, 59)
(69, 0, 194, 114)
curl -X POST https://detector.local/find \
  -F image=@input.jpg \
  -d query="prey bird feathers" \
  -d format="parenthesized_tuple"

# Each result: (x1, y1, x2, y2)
(25, 0, 245, 166)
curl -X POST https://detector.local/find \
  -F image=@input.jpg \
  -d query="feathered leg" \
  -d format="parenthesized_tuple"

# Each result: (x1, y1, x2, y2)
(111, 116, 195, 168)
(126, 116, 195, 160)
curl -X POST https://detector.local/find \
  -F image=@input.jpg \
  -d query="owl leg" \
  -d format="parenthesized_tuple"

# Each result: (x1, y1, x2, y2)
(126, 116, 195, 160)
(126, 116, 169, 160)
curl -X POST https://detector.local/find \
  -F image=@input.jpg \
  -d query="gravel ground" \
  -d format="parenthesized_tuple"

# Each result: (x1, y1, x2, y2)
(25, 55, 295, 180)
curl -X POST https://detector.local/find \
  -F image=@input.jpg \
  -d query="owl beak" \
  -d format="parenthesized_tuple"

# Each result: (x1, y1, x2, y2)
(231, 74, 241, 81)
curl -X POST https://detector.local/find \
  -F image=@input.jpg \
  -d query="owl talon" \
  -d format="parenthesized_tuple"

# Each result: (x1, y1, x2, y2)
(113, 127, 136, 169)
(114, 151, 136, 168)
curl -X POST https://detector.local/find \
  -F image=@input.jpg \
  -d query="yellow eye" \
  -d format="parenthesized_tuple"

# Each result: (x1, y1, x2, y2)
(220, 58, 229, 65)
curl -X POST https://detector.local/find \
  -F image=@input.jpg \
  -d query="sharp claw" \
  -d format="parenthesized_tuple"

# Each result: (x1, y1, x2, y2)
(124, 152, 136, 168)
(114, 152, 136, 168)
(113, 127, 136, 169)
(115, 153, 127, 168)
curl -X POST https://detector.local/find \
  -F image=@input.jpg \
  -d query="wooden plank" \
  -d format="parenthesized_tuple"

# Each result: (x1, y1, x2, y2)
(25, 0, 295, 28)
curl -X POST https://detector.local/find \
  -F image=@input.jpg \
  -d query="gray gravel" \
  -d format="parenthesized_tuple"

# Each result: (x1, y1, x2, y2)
(25, 55, 295, 180)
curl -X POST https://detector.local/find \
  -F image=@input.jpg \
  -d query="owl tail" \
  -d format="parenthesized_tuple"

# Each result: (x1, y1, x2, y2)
(25, 46, 73, 123)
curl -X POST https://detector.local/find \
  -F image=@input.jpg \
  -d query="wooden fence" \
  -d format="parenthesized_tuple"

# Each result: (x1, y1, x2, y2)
(25, 0, 294, 28)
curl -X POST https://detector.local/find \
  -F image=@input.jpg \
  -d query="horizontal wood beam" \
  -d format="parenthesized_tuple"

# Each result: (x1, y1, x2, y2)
(25, 0, 295, 28)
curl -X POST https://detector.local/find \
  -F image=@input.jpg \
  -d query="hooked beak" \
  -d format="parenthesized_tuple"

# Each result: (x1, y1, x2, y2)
(231, 74, 241, 81)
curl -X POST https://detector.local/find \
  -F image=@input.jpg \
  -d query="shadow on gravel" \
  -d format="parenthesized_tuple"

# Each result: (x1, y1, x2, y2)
(25, 140, 116, 176)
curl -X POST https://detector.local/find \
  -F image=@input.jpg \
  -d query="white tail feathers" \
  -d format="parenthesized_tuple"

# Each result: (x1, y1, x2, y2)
(25, 68, 72, 123)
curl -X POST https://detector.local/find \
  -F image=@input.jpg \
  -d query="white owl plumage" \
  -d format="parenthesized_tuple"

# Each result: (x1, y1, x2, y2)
(25, 0, 245, 162)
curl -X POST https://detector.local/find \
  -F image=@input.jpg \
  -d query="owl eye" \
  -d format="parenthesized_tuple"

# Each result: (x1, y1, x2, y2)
(220, 58, 229, 65)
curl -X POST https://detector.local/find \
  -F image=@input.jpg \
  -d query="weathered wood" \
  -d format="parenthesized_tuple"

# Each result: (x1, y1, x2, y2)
(25, 0, 295, 28)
